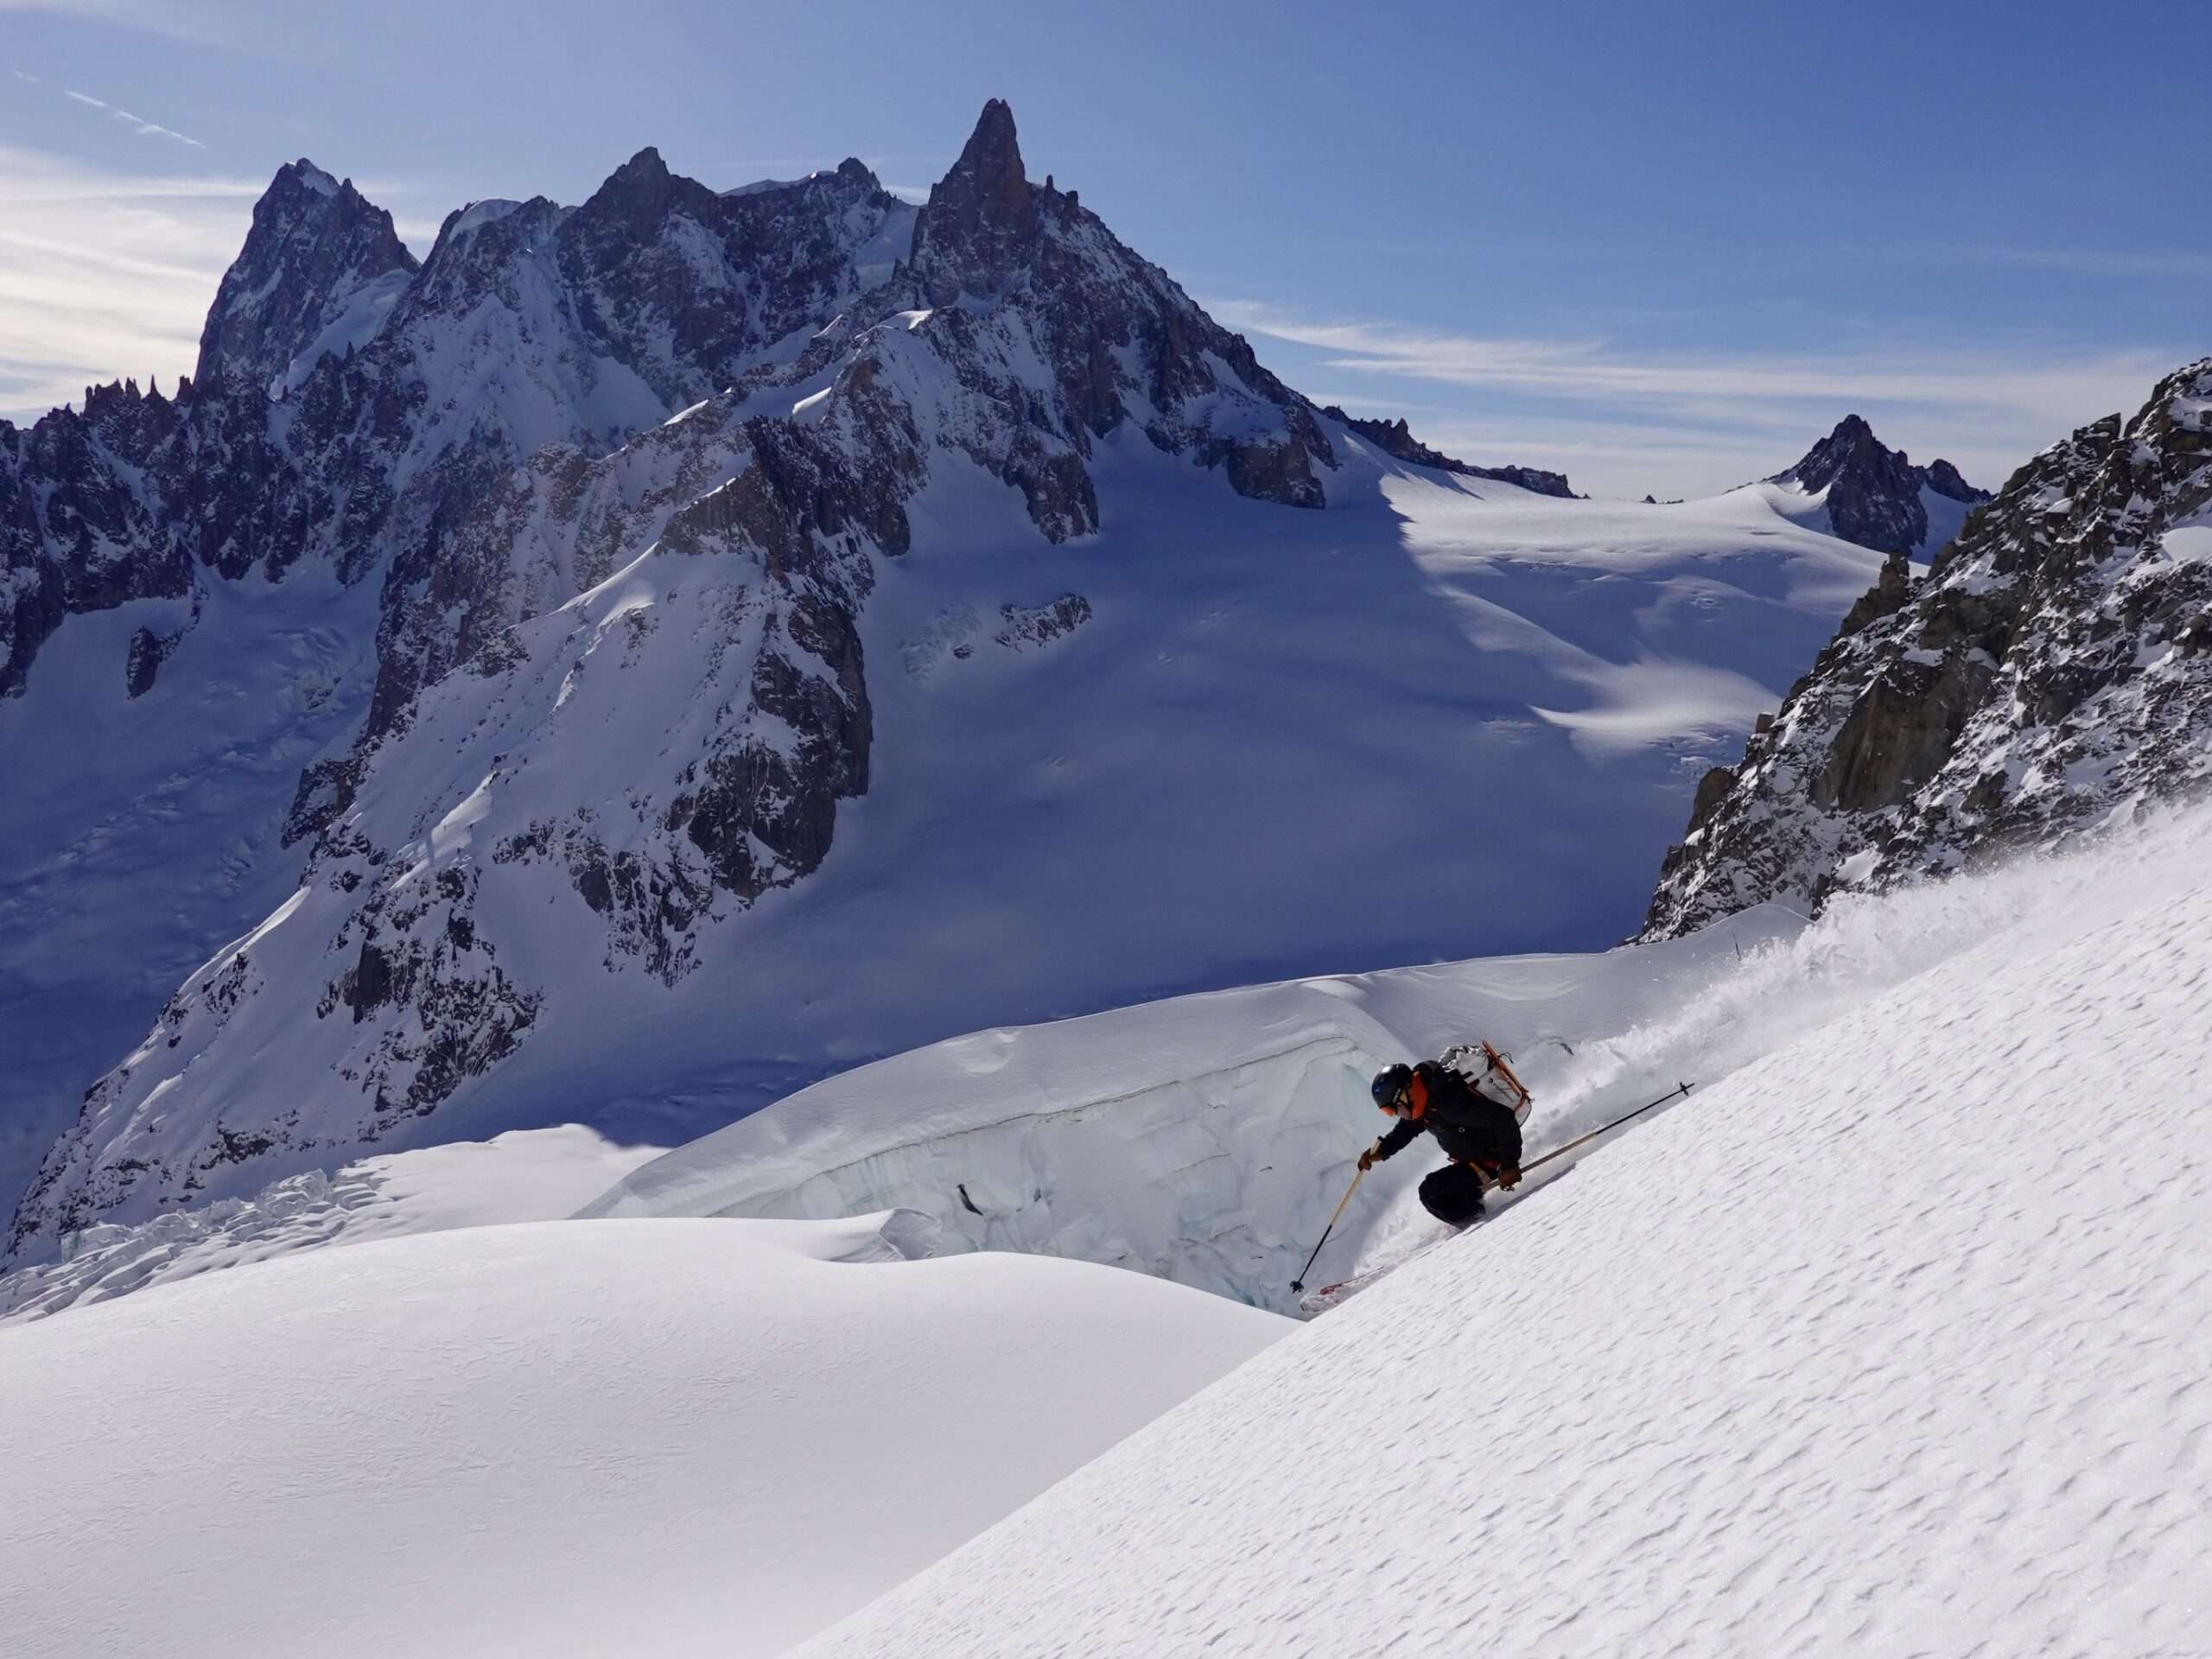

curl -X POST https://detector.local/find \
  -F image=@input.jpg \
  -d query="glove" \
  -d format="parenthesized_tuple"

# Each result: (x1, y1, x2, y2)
(1357, 1145, 1378, 1173)
(1492, 1162, 1522, 1191)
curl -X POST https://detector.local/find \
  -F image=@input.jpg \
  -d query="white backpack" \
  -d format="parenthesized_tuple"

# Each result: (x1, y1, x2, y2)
(1437, 1040, 1534, 1124)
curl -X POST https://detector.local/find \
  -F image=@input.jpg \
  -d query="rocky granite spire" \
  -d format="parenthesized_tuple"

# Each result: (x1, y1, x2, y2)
(910, 98, 1041, 304)
(1765, 415, 1990, 559)
(194, 161, 418, 393)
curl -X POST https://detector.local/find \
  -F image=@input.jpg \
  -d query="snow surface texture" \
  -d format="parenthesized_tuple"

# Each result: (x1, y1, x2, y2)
(0, 1214, 1284, 1659)
(0, 1125, 657, 1325)
(802, 802, 2212, 1659)
(589, 760, 2158, 1318)
(582, 903, 1802, 1313)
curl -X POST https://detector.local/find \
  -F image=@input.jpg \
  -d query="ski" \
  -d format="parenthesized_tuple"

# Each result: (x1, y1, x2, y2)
(1294, 1162, 1575, 1315)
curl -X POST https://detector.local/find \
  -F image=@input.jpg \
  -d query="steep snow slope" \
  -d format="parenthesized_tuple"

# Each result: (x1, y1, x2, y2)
(802, 803, 2212, 1658)
(0, 571, 377, 1211)
(592, 678, 2157, 1320)
(0, 1214, 1285, 1659)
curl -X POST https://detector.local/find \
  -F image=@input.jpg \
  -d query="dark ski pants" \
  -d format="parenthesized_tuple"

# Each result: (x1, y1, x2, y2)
(1419, 1160, 1489, 1228)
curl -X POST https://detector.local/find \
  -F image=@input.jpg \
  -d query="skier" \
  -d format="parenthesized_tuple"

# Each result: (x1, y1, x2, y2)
(1361, 1059, 1524, 1227)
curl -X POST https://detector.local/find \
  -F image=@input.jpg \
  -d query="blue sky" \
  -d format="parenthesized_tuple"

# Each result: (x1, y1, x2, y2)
(2, 0, 2204, 497)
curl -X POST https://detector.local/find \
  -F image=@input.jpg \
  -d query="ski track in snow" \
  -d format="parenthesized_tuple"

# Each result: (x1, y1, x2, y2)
(799, 804, 2212, 1658)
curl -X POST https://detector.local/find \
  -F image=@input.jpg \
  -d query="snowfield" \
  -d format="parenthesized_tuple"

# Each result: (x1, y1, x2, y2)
(0, 1125, 659, 1325)
(6, 797, 2206, 1659)
(0, 1212, 1284, 1659)
(795, 804, 2212, 1657)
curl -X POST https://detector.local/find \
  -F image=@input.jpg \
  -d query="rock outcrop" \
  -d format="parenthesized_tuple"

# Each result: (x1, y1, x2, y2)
(1764, 414, 1990, 558)
(1319, 406, 1576, 498)
(1643, 362, 2212, 939)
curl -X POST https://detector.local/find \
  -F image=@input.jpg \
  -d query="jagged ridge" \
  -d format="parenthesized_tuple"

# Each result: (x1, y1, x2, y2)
(1763, 413, 1989, 558)
(1643, 362, 2212, 938)
(1319, 406, 1576, 497)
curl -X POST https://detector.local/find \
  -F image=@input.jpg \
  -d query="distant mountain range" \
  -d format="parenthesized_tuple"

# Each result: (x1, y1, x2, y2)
(0, 98, 2088, 1259)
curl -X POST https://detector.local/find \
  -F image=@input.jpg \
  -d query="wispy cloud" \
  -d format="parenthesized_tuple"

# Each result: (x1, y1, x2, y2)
(1912, 243, 2212, 282)
(12, 68, 41, 82)
(1212, 300, 2179, 499)
(60, 86, 204, 148)
(0, 144, 260, 417)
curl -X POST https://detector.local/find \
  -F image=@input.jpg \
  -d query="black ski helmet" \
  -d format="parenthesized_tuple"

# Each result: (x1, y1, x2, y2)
(1370, 1064, 1414, 1114)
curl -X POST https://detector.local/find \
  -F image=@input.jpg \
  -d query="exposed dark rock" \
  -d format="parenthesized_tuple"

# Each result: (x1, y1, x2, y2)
(283, 755, 367, 847)
(1764, 415, 1991, 558)
(1923, 458, 1983, 504)
(1836, 551, 1913, 638)
(910, 98, 1039, 305)
(897, 99, 1337, 524)
(678, 589, 873, 902)
(996, 594, 1092, 650)
(1320, 406, 1577, 498)
(1643, 360, 2212, 939)
(194, 161, 418, 393)
(124, 626, 170, 698)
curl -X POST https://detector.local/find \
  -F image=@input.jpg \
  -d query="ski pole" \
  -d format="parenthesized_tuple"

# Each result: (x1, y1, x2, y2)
(1486, 1082, 1693, 1191)
(1290, 1149, 1373, 1292)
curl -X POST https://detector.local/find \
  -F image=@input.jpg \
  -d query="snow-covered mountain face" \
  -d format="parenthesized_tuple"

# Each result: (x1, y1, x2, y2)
(1643, 361, 2212, 938)
(3, 100, 1912, 1262)
(1750, 412, 1989, 559)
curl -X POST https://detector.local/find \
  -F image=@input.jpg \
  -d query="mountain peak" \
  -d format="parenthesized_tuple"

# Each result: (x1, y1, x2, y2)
(1766, 415, 1987, 557)
(195, 162, 416, 390)
(1778, 413, 1900, 493)
(574, 143, 714, 239)
(1923, 456, 1986, 505)
(951, 98, 1025, 197)
(911, 99, 1039, 302)
(280, 158, 341, 198)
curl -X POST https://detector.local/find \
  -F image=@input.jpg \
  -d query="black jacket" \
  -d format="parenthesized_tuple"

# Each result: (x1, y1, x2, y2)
(1373, 1062, 1522, 1169)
